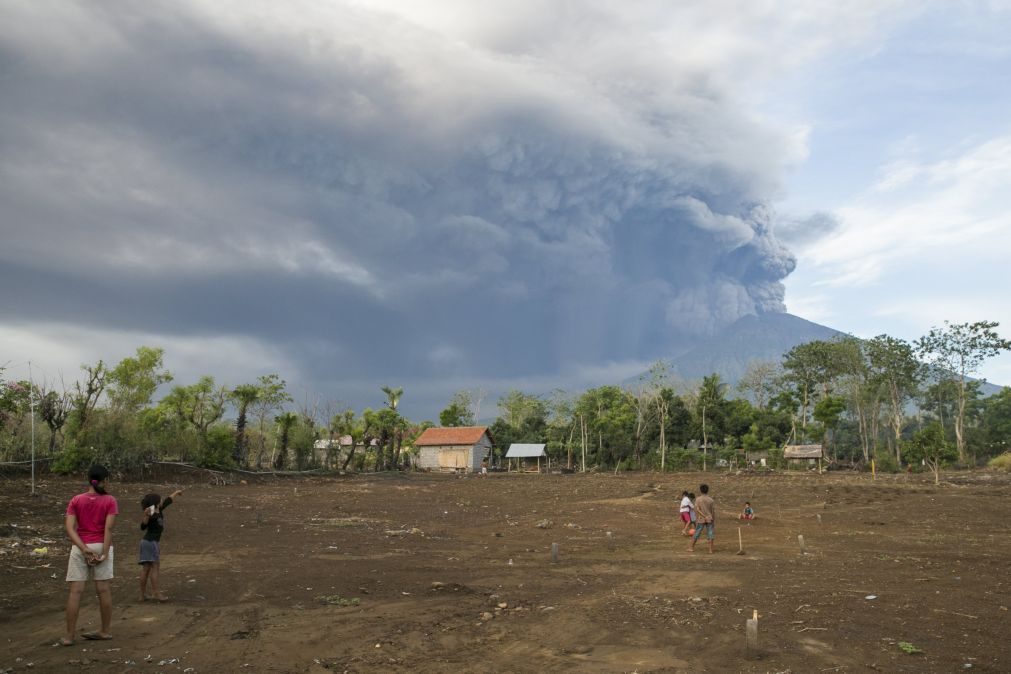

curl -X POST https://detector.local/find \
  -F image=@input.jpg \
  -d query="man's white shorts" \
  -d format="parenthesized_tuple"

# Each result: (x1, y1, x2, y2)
(66, 543, 114, 582)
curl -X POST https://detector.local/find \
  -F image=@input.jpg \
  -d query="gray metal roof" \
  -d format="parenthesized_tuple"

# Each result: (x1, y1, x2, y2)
(505, 443, 547, 458)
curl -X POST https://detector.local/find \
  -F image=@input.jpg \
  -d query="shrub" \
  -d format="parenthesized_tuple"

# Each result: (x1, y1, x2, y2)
(875, 453, 900, 474)
(52, 444, 97, 474)
(195, 425, 236, 469)
(988, 452, 1011, 473)
(767, 447, 785, 470)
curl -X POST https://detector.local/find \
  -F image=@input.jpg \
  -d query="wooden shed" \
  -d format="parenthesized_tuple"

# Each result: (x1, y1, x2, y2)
(414, 426, 492, 473)
(784, 444, 824, 466)
(505, 443, 547, 473)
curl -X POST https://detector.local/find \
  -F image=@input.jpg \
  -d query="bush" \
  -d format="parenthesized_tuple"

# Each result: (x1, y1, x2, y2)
(988, 452, 1011, 473)
(195, 425, 236, 469)
(875, 453, 900, 474)
(668, 448, 699, 471)
(52, 444, 97, 474)
(767, 447, 785, 470)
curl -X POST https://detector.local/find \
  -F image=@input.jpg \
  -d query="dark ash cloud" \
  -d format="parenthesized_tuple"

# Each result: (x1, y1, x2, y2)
(0, 1, 812, 416)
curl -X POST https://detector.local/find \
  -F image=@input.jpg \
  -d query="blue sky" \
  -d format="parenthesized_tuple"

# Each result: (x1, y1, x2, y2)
(1, 1, 1009, 417)
(771, 3, 1011, 385)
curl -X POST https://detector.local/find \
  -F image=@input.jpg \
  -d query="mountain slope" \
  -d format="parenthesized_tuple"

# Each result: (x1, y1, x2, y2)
(666, 312, 845, 385)
(657, 312, 1004, 395)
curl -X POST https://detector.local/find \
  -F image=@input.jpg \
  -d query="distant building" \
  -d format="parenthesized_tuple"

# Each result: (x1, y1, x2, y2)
(414, 426, 492, 473)
(312, 435, 378, 467)
(505, 443, 547, 473)
(784, 444, 824, 465)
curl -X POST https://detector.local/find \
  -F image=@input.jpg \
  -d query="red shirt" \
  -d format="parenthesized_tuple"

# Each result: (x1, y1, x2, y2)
(66, 493, 119, 544)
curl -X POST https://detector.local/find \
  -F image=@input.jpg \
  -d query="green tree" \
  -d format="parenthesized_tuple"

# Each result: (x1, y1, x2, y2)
(545, 389, 577, 470)
(273, 411, 299, 470)
(980, 387, 1011, 459)
(903, 422, 957, 485)
(865, 335, 922, 464)
(379, 386, 405, 469)
(917, 321, 1011, 462)
(67, 360, 108, 437)
(250, 375, 292, 468)
(439, 390, 475, 427)
(159, 376, 229, 449)
(106, 346, 173, 413)
(813, 395, 846, 460)
(574, 386, 634, 470)
(693, 374, 728, 470)
(230, 384, 261, 466)
(737, 361, 782, 410)
(0, 379, 33, 461)
(38, 386, 72, 454)
(646, 361, 671, 470)
(783, 338, 861, 439)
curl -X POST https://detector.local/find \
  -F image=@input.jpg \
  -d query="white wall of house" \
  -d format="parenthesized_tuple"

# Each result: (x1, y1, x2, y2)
(417, 435, 491, 472)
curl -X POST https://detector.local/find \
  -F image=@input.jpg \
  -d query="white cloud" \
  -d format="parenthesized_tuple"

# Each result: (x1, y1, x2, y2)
(802, 134, 1011, 286)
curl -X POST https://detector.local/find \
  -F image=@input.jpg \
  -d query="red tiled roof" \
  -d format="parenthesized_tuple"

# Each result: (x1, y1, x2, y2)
(414, 426, 489, 447)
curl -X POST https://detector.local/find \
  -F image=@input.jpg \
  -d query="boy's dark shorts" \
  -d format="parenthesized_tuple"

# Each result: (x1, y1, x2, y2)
(138, 539, 160, 564)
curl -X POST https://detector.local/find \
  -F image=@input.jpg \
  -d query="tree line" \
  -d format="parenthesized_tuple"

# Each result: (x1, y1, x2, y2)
(1, 320, 1009, 475)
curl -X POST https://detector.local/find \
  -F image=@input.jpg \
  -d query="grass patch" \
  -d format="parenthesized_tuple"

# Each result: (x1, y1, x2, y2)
(318, 594, 360, 607)
(987, 452, 1011, 472)
(897, 642, 922, 654)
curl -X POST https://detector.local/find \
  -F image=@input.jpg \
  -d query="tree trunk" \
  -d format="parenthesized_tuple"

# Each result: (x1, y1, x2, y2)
(274, 431, 289, 470)
(566, 423, 575, 470)
(341, 444, 357, 472)
(659, 408, 667, 472)
(579, 414, 587, 472)
(701, 404, 708, 472)
(233, 404, 249, 466)
(955, 379, 967, 463)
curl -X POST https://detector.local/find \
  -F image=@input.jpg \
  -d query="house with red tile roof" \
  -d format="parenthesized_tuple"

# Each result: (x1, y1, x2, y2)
(414, 426, 492, 473)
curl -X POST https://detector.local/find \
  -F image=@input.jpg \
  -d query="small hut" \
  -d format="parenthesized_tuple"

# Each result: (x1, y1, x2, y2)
(414, 426, 492, 473)
(784, 444, 824, 468)
(505, 443, 548, 473)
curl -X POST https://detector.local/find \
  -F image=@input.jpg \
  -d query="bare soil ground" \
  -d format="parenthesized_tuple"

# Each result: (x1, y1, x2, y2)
(2, 468, 1010, 673)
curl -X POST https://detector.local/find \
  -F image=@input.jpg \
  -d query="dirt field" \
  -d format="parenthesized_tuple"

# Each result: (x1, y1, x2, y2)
(2, 468, 1009, 673)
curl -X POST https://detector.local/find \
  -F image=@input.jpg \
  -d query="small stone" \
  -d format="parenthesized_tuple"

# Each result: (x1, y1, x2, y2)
(497, 602, 508, 609)
(480, 612, 494, 621)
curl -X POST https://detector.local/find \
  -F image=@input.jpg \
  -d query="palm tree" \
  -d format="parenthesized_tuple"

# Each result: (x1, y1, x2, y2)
(273, 412, 298, 471)
(231, 384, 261, 466)
(381, 386, 403, 410)
(380, 387, 404, 468)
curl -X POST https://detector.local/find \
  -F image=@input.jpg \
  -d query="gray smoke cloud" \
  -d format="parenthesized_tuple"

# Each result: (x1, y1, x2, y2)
(0, 0, 860, 415)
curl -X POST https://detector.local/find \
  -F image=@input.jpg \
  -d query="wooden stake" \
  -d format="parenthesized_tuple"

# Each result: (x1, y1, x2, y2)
(551, 542, 559, 563)
(798, 534, 807, 555)
(746, 610, 759, 653)
(737, 527, 745, 555)
(816, 514, 822, 525)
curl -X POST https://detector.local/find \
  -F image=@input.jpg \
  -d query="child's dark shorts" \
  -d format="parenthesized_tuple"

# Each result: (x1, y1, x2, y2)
(138, 539, 160, 565)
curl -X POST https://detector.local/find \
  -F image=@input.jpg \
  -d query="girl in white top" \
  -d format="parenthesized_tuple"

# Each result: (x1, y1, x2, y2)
(679, 491, 693, 536)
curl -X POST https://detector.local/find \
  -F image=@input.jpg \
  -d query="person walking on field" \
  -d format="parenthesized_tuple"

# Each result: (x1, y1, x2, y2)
(62, 465, 118, 645)
(688, 483, 715, 554)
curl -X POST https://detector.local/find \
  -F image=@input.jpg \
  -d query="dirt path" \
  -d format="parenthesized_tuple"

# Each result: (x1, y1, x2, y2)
(2, 470, 1009, 672)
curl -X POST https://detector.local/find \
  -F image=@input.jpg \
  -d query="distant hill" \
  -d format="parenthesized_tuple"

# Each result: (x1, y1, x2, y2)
(665, 312, 844, 385)
(649, 312, 1004, 395)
